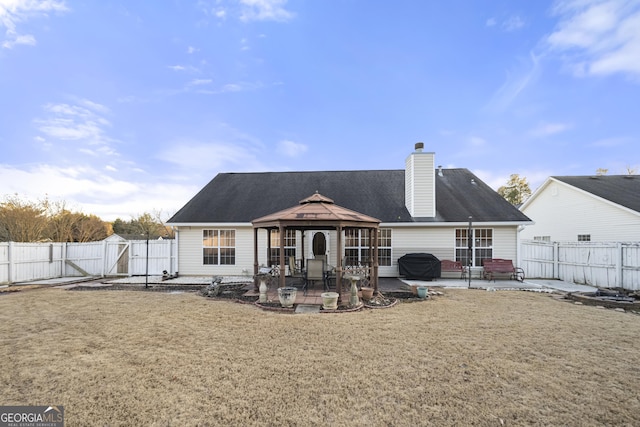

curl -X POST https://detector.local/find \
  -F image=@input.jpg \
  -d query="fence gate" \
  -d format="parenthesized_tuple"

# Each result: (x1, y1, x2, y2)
(104, 241, 130, 276)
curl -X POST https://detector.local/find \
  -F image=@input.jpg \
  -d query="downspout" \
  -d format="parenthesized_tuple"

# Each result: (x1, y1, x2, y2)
(516, 225, 524, 271)
(174, 227, 179, 275)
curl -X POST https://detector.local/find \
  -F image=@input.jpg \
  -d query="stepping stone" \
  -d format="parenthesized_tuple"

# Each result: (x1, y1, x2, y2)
(295, 304, 321, 314)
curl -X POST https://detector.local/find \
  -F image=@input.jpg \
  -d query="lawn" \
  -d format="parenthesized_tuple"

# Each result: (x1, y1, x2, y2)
(1, 287, 639, 426)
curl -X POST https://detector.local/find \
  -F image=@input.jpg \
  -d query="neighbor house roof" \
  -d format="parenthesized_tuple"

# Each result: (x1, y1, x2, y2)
(551, 175, 640, 213)
(167, 169, 531, 224)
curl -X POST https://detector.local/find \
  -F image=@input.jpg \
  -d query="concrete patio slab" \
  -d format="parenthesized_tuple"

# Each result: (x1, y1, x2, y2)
(295, 304, 321, 314)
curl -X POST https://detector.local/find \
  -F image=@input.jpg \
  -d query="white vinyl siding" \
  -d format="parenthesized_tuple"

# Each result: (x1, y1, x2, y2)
(178, 226, 255, 276)
(175, 224, 520, 278)
(520, 180, 640, 242)
(405, 151, 435, 217)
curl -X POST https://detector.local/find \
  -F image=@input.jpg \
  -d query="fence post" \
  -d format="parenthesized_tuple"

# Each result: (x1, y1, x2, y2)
(553, 242, 559, 280)
(616, 242, 623, 288)
(8, 241, 13, 284)
(102, 240, 107, 278)
(62, 242, 67, 277)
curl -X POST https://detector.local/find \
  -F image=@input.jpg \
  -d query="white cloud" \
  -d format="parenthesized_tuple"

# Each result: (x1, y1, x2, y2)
(239, 0, 294, 22)
(485, 15, 525, 32)
(468, 136, 486, 146)
(2, 32, 33, 48)
(503, 15, 525, 31)
(277, 140, 307, 157)
(590, 136, 632, 147)
(0, 163, 198, 221)
(187, 46, 199, 54)
(529, 122, 573, 137)
(485, 52, 541, 112)
(547, 0, 640, 78)
(158, 141, 267, 172)
(0, 0, 68, 49)
(202, 81, 264, 93)
(33, 100, 118, 157)
(188, 78, 212, 86)
(168, 64, 200, 73)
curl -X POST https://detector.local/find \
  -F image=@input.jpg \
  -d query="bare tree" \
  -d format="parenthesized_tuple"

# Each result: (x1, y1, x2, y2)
(0, 195, 48, 242)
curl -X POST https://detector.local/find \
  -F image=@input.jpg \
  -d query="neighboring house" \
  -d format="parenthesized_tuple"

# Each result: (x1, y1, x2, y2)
(519, 175, 640, 242)
(167, 144, 532, 278)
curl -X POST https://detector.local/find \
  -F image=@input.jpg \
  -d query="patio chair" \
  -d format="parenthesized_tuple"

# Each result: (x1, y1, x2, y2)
(288, 256, 304, 286)
(303, 259, 325, 295)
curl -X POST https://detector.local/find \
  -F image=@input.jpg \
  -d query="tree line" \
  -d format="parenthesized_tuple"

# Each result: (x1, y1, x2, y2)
(0, 195, 173, 243)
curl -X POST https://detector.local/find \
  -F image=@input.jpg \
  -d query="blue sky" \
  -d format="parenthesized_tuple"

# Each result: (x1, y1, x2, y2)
(1, 0, 639, 221)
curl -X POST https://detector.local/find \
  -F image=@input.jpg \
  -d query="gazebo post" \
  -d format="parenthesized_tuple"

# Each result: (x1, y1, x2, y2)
(301, 231, 305, 270)
(267, 230, 272, 267)
(278, 225, 286, 289)
(336, 225, 343, 303)
(373, 227, 379, 292)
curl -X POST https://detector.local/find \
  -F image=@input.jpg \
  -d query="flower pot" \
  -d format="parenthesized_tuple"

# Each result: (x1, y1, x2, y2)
(277, 287, 297, 308)
(321, 292, 339, 310)
(417, 286, 428, 299)
(360, 287, 374, 301)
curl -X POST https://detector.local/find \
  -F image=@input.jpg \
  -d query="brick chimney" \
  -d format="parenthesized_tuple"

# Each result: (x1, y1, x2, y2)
(405, 142, 436, 217)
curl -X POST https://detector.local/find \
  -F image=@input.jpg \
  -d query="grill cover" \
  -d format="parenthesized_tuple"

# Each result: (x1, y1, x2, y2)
(398, 253, 441, 280)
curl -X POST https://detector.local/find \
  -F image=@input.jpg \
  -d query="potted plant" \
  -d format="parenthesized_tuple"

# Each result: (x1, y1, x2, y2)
(277, 287, 297, 308)
(360, 286, 374, 301)
(321, 292, 339, 310)
(417, 286, 428, 299)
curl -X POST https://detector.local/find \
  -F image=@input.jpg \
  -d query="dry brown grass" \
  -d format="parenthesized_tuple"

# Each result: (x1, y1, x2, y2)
(1, 288, 639, 426)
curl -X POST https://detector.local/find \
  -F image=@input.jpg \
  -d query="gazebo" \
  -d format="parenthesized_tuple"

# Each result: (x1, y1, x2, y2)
(251, 192, 381, 300)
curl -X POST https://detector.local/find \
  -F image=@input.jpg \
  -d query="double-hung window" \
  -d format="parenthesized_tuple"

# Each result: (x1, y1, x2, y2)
(269, 229, 296, 266)
(455, 228, 493, 267)
(203, 229, 236, 265)
(344, 228, 392, 266)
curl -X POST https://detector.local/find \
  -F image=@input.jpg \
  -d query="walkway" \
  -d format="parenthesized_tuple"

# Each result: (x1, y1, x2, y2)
(15, 274, 597, 295)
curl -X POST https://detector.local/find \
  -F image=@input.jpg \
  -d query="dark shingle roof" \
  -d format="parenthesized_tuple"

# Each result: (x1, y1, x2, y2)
(553, 175, 640, 213)
(168, 169, 531, 224)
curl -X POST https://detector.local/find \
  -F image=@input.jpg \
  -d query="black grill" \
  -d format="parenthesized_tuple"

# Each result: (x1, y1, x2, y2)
(398, 253, 441, 280)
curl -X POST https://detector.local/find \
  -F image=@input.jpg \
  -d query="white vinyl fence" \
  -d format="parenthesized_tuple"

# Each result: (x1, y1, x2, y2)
(0, 240, 177, 284)
(521, 240, 640, 291)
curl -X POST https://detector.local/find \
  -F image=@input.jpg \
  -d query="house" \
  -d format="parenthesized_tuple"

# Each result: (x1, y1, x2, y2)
(167, 143, 532, 278)
(519, 175, 640, 242)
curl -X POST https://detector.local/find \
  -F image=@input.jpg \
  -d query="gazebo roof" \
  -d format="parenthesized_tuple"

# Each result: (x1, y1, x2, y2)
(252, 192, 381, 229)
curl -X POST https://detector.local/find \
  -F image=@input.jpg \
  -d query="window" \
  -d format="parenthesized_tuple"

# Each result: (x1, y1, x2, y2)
(578, 234, 591, 242)
(203, 230, 236, 265)
(534, 236, 551, 242)
(345, 228, 392, 266)
(269, 229, 296, 265)
(455, 228, 493, 267)
(378, 229, 392, 266)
